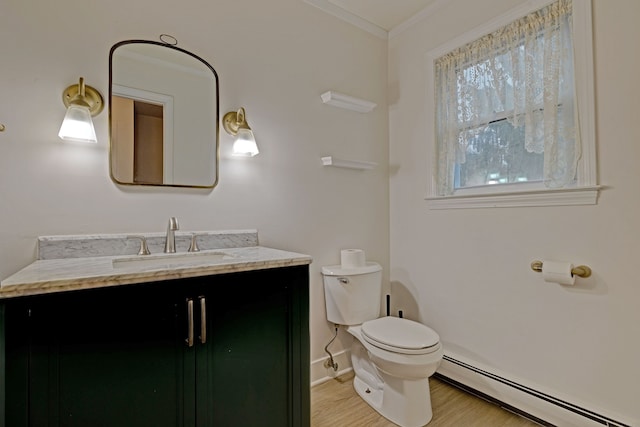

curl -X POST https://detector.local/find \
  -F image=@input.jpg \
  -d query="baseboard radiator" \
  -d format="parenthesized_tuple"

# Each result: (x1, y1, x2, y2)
(438, 355, 633, 427)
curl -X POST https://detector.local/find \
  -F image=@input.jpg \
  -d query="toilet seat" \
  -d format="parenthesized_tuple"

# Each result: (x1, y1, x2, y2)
(361, 317, 440, 355)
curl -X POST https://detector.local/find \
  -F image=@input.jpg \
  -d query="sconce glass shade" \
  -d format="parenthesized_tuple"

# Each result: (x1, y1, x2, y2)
(58, 104, 98, 143)
(59, 77, 103, 143)
(232, 128, 259, 157)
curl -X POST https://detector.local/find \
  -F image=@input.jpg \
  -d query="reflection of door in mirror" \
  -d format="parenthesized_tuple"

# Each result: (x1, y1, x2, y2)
(112, 96, 165, 184)
(109, 40, 219, 188)
(134, 100, 163, 184)
(112, 84, 175, 185)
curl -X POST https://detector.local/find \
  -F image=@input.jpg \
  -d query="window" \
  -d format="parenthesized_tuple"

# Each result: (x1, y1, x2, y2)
(426, 0, 598, 209)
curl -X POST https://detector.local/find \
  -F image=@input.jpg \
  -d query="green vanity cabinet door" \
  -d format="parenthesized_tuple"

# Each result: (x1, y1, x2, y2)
(4, 281, 194, 427)
(3, 303, 30, 427)
(3, 265, 310, 427)
(191, 266, 310, 427)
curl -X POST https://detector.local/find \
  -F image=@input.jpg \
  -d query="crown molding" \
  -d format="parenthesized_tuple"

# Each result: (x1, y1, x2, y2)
(303, 0, 388, 40)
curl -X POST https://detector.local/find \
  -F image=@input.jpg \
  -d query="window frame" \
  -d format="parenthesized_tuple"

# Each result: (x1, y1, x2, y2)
(425, 0, 598, 209)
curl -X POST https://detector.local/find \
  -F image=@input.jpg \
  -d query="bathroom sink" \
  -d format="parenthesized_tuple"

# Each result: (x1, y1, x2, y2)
(112, 251, 237, 270)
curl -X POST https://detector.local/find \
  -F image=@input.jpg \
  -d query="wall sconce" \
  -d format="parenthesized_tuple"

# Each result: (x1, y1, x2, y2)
(222, 107, 259, 157)
(58, 77, 104, 143)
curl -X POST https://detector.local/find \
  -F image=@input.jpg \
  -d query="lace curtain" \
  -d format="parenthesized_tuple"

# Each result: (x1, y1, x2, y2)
(435, 0, 580, 196)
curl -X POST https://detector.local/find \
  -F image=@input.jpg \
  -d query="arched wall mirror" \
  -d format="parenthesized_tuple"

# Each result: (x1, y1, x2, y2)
(109, 40, 219, 188)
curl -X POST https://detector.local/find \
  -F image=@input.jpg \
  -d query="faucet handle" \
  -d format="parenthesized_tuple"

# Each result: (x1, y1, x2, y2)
(128, 235, 151, 255)
(188, 234, 200, 253)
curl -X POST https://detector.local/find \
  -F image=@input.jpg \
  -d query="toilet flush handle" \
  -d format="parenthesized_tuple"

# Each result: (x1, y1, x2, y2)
(338, 277, 349, 284)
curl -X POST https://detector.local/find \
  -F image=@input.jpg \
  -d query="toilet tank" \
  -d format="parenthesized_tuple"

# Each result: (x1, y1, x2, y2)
(321, 262, 382, 325)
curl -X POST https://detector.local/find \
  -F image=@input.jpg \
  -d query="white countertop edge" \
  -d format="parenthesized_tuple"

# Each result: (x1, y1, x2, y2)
(0, 246, 312, 300)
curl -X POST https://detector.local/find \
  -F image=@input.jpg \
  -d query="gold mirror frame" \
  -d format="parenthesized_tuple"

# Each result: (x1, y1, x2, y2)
(109, 40, 220, 188)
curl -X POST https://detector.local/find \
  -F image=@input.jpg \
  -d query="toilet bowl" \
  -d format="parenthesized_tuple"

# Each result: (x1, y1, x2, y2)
(322, 261, 443, 427)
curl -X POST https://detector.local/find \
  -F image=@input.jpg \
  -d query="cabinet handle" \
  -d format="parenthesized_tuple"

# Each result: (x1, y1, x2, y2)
(199, 296, 206, 344)
(186, 298, 194, 347)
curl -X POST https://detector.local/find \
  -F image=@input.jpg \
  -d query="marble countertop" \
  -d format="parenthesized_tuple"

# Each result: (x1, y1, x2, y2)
(0, 246, 312, 300)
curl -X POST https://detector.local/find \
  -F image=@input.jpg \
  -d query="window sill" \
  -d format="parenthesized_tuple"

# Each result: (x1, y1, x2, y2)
(425, 185, 601, 209)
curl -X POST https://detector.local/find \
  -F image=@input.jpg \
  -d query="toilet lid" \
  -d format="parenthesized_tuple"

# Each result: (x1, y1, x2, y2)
(361, 317, 440, 355)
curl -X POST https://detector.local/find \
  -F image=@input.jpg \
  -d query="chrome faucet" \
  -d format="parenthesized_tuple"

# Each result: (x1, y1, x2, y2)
(164, 217, 179, 253)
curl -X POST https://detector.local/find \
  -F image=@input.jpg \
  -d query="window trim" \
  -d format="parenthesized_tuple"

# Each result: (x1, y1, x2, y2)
(424, 0, 598, 209)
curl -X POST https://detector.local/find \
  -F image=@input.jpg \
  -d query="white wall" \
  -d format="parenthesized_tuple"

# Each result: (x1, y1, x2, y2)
(0, 0, 389, 378)
(389, 0, 640, 423)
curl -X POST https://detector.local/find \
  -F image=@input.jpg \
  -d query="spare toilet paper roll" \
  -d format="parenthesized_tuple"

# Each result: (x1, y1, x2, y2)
(341, 249, 366, 269)
(542, 260, 575, 285)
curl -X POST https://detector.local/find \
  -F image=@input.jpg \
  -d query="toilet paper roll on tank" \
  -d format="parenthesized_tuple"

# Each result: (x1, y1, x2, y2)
(542, 260, 575, 286)
(341, 249, 366, 269)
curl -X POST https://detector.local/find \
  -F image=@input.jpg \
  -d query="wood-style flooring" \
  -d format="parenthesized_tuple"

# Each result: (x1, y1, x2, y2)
(311, 372, 541, 427)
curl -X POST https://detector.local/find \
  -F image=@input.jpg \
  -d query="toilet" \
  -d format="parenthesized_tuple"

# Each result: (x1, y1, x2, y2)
(322, 261, 443, 427)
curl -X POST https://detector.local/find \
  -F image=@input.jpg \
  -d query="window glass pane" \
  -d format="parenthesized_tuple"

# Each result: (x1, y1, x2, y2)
(454, 44, 547, 189)
(456, 118, 544, 188)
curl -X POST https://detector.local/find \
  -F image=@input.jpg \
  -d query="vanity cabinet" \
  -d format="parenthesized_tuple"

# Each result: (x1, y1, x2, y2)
(2, 265, 309, 427)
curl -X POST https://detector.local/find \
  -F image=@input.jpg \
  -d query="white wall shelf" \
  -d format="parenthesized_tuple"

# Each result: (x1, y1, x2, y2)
(320, 91, 377, 113)
(321, 156, 377, 170)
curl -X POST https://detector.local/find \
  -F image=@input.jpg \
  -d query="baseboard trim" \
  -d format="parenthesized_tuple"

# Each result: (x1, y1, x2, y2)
(310, 349, 353, 387)
(438, 354, 633, 427)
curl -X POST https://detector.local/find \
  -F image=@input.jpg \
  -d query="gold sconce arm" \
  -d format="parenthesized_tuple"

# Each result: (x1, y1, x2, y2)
(62, 77, 104, 116)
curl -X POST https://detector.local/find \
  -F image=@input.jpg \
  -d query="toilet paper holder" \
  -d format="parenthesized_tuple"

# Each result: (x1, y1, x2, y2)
(530, 260, 592, 278)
